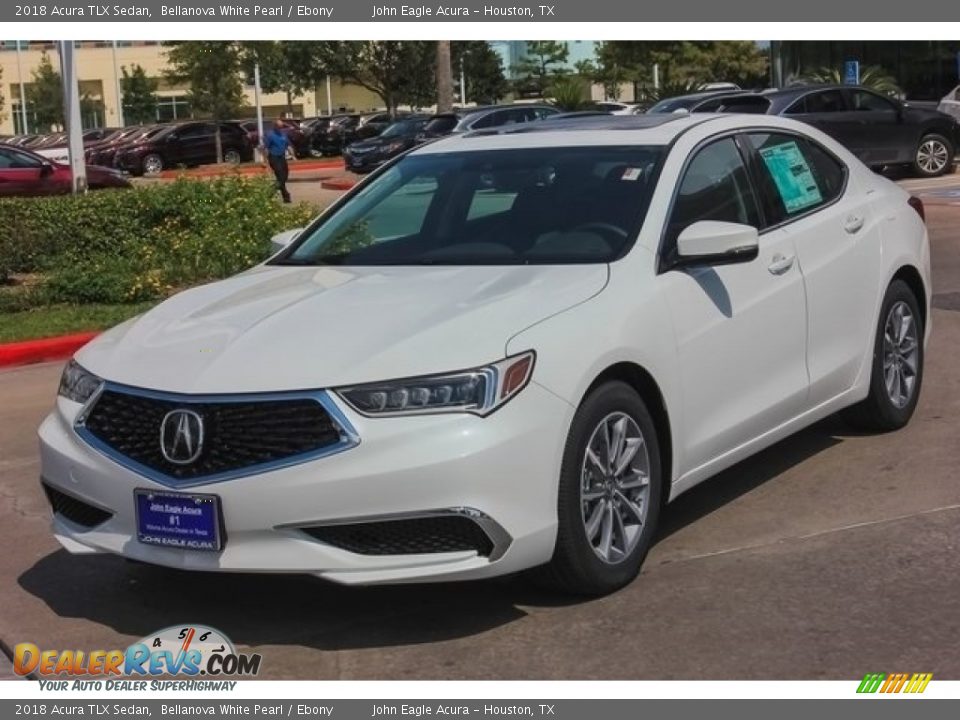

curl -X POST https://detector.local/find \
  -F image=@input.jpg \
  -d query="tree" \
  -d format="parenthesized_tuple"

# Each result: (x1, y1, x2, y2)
(549, 75, 589, 110)
(0, 67, 5, 124)
(452, 41, 509, 105)
(239, 41, 334, 114)
(512, 41, 570, 97)
(165, 42, 245, 163)
(436, 41, 454, 113)
(327, 42, 436, 115)
(120, 64, 159, 125)
(27, 52, 64, 130)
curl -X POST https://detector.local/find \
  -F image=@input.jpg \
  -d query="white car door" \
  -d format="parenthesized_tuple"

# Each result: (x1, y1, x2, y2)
(658, 136, 809, 475)
(743, 131, 881, 407)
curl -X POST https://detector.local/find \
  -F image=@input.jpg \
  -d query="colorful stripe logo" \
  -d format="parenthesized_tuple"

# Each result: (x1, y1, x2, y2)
(857, 673, 933, 694)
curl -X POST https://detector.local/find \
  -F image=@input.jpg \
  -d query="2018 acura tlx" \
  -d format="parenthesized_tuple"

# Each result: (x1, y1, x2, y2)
(40, 114, 930, 595)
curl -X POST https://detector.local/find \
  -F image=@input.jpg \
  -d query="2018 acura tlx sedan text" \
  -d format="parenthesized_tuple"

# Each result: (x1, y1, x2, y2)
(40, 114, 930, 595)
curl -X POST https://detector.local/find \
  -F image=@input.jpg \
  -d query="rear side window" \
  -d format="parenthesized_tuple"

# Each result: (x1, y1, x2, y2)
(665, 137, 761, 246)
(746, 133, 846, 222)
(785, 90, 845, 115)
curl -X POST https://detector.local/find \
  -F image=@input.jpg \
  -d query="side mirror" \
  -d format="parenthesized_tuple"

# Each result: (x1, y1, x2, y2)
(675, 221, 759, 267)
(39, 162, 54, 178)
(270, 228, 302, 255)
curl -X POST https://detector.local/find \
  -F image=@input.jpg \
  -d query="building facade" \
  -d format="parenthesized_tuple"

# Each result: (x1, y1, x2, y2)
(0, 41, 382, 136)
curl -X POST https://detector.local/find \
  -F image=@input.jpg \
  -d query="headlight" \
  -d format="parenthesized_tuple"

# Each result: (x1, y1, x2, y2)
(384, 140, 405, 154)
(58, 360, 103, 405)
(337, 351, 535, 417)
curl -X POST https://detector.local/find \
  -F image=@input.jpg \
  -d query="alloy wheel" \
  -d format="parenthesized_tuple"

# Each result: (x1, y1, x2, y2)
(580, 412, 651, 565)
(883, 300, 920, 408)
(224, 150, 241, 165)
(142, 154, 162, 175)
(917, 139, 949, 175)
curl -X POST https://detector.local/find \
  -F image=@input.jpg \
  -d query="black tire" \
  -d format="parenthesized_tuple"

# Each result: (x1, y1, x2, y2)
(538, 381, 663, 596)
(223, 148, 242, 165)
(913, 133, 954, 178)
(843, 279, 924, 431)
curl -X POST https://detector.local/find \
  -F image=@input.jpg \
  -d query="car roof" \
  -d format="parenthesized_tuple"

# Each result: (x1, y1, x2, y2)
(412, 114, 716, 154)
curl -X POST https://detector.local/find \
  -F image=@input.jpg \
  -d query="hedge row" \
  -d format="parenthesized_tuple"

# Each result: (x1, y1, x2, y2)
(0, 177, 316, 307)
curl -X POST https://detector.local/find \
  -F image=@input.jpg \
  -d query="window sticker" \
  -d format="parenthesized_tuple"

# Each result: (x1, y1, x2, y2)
(758, 141, 823, 214)
(621, 167, 643, 181)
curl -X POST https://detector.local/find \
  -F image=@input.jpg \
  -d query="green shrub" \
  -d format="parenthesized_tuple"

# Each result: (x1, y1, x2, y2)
(0, 177, 315, 304)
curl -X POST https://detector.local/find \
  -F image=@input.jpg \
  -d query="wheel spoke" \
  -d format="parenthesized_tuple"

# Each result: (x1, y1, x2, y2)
(599, 504, 614, 559)
(613, 509, 629, 556)
(608, 417, 627, 470)
(582, 487, 605, 502)
(618, 471, 649, 490)
(585, 501, 605, 541)
(585, 447, 605, 474)
(613, 436, 643, 477)
(615, 490, 644, 523)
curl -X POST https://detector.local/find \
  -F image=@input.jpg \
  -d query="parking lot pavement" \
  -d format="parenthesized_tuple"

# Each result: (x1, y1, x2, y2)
(1, 205, 959, 681)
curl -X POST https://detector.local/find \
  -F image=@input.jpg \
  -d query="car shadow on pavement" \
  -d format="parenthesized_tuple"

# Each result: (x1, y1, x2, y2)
(17, 549, 580, 652)
(655, 416, 845, 542)
(17, 417, 848, 652)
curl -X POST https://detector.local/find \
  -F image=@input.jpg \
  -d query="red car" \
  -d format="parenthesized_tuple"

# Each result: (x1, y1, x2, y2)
(0, 143, 131, 198)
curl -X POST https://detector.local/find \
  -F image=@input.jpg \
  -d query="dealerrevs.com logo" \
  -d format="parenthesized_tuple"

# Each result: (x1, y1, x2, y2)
(857, 673, 933, 694)
(14, 624, 262, 690)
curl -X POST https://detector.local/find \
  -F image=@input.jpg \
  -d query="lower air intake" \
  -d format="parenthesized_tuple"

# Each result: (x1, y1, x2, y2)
(302, 515, 495, 557)
(42, 483, 113, 529)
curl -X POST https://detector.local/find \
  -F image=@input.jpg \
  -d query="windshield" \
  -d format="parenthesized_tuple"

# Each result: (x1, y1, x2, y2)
(422, 116, 458, 135)
(380, 119, 424, 138)
(276, 145, 664, 267)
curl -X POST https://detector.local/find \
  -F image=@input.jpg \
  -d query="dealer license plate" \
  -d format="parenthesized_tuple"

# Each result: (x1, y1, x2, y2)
(134, 490, 223, 552)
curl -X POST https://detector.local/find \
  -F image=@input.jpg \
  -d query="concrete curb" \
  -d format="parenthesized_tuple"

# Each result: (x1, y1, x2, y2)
(321, 178, 357, 191)
(158, 158, 344, 179)
(0, 332, 97, 369)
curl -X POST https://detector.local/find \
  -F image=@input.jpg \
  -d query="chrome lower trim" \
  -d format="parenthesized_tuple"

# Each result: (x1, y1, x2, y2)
(284, 507, 514, 562)
(73, 382, 360, 489)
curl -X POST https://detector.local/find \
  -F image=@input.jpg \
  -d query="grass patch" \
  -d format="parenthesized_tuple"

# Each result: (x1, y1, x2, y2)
(0, 302, 156, 343)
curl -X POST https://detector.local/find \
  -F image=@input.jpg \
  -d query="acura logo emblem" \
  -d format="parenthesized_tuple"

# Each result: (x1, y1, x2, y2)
(160, 409, 204, 465)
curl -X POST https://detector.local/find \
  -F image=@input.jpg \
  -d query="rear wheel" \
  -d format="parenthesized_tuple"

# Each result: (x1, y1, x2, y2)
(539, 381, 662, 596)
(223, 148, 242, 165)
(843, 280, 924, 431)
(142, 153, 163, 176)
(913, 133, 954, 177)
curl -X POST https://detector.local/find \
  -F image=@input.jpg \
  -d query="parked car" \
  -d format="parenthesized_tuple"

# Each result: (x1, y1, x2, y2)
(32, 127, 125, 164)
(418, 104, 561, 141)
(592, 101, 641, 115)
(709, 85, 960, 177)
(342, 115, 430, 173)
(0, 142, 131, 197)
(114, 121, 253, 176)
(647, 90, 756, 114)
(86, 125, 166, 167)
(310, 114, 361, 156)
(42, 114, 929, 595)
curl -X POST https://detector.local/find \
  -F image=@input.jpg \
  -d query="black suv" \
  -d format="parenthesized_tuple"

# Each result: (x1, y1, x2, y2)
(114, 121, 253, 176)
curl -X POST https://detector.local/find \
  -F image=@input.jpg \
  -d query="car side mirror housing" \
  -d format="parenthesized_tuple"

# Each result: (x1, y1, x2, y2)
(674, 221, 759, 267)
(270, 228, 302, 255)
(39, 162, 54, 177)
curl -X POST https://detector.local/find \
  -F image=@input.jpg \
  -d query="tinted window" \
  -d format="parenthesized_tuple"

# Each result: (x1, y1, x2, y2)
(0, 148, 41, 168)
(280, 146, 664, 266)
(849, 90, 898, 112)
(666, 138, 760, 245)
(176, 124, 212, 139)
(786, 90, 845, 114)
(423, 116, 458, 135)
(747, 132, 846, 222)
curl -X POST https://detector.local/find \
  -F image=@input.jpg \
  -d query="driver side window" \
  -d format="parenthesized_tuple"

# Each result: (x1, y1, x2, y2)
(666, 138, 761, 248)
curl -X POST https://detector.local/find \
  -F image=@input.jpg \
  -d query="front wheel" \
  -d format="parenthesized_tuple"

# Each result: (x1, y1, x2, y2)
(913, 133, 954, 177)
(141, 153, 163, 176)
(539, 381, 662, 596)
(843, 279, 924, 431)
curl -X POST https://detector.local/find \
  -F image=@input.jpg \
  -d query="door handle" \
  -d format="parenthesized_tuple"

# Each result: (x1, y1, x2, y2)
(844, 215, 865, 234)
(768, 253, 795, 275)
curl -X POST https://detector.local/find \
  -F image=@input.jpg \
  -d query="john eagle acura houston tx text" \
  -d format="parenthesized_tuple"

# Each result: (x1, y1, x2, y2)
(40, 114, 930, 594)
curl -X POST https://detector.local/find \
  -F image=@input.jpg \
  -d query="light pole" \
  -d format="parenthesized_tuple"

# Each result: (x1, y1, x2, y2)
(16, 41, 29, 134)
(58, 40, 86, 194)
(254, 62, 264, 163)
(112, 40, 124, 127)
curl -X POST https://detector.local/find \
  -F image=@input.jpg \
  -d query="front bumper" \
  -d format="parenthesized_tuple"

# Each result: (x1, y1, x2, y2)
(39, 383, 571, 585)
(343, 151, 386, 173)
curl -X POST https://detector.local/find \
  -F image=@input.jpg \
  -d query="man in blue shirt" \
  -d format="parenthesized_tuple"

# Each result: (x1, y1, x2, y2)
(264, 117, 292, 203)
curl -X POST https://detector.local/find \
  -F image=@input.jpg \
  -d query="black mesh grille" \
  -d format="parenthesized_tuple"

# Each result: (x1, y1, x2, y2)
(43, 483, 113, 528)
(302, 516, 495, 556)
(82, 390, 342, 481)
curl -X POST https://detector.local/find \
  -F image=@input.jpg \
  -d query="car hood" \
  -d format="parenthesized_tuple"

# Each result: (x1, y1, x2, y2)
(77, 263, 608, 394)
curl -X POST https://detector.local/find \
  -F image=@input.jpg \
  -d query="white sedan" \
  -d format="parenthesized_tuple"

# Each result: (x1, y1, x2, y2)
(41, 114, 930, 595)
